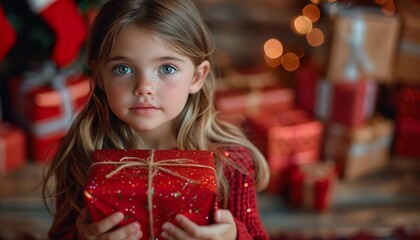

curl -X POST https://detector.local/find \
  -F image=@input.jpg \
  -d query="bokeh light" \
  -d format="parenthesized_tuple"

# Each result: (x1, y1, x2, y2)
(292, 16, 313, 35)
(265, 54, 282, 67)
(381, 1, 395, 15)
(281, 52, 300, 71)
(303, 4, 321, 22)
(264, 38, 283, 59)
(311, 0, 321, 4)
(306, 28, 325, 47)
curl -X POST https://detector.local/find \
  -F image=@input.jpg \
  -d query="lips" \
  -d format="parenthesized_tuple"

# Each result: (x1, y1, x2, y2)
(129, 103, 160, 113)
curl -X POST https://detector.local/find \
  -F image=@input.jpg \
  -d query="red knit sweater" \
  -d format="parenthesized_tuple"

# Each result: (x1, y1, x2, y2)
(48, 146, 269, 239)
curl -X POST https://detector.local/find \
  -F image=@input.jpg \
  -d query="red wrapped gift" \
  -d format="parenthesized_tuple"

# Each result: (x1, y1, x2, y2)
(394, 118, 420, 158)
(84, 149, 218, 239)
(330, 80, 377, 128)
(215, 86, 295, 126)
(395, 87, 420, 121)
(247, 109, 324, 193)
(9, 68, 90, 162)
(0, 121, 26, 175)
(296, 63, 320, 115)
(289, 162, 336, 211)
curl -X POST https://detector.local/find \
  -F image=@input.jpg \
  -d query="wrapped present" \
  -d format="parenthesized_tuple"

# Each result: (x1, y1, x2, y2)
(9, 63, 90, 162)
(295, 63, 319, 115)
(289, 162, 337, 211)
(394, 119, 420, 158)
(215, 86, 295, 125)
(395, 0, 420, 84)
(330, 80, 377, 128)
(394, 87, 420, 121)
(296, 76, 377, 127)
(0, 121, 26, 175)
(325, 116, 394, 180)
(84, 149, 218, 240)
(247, 109, 323, 193)
(327, 8, 400, 84)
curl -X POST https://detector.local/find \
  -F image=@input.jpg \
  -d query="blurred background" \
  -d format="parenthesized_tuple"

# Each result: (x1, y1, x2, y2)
(1, 0, 420, 239)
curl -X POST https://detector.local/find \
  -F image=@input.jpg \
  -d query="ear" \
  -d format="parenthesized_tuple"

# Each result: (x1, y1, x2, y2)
(190, 60, 210, 94)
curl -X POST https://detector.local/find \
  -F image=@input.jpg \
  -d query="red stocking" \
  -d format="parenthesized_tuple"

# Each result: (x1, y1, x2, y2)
(27, 0, 87, 67)
(0, 5, 17, 61)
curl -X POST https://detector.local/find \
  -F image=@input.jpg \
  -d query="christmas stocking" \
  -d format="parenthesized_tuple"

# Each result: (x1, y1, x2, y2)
(0, 5, 17, 61)
(26, 0, 87, 67)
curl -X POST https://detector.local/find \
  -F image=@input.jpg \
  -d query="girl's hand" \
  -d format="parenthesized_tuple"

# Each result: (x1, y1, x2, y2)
(160, 209, 237, 240)
(76, 207, 143, 240)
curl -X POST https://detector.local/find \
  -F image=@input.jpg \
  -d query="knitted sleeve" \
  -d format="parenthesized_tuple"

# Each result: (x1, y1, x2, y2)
(223, 146, 269, 240)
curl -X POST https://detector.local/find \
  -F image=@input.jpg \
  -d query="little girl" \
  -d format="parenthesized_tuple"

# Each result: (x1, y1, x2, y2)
(43, 0, 270, 239)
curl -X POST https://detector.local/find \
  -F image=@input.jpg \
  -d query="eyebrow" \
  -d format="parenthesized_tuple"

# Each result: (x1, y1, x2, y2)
(105, 55, 187, 63)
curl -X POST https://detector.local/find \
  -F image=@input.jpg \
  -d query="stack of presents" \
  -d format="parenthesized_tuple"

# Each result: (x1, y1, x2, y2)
(216, 5, 420, 212)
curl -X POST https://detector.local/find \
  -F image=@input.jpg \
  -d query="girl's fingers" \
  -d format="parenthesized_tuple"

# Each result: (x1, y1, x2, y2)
(84, 211, 124, 236)
(214, 209, 235, 224)
(161, 221, 194, 240)
(101, 221, 142, 240)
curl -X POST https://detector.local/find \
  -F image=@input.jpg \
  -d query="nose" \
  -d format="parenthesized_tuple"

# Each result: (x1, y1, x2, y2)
(133, 74, 154, 96)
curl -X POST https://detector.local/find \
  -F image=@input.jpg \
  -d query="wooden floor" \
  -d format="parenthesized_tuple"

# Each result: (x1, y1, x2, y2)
(0, 158, 420, 239)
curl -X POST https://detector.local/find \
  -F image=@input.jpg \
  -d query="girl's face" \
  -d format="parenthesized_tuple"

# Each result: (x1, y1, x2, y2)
(100, 26, 209, 148)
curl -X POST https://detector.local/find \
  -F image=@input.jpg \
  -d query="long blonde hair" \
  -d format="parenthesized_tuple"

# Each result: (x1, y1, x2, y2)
(43, 0, 269, 232)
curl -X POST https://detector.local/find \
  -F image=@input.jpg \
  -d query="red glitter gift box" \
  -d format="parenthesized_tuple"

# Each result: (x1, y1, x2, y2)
(9, 73, 90, 162)
(84, 149, 218, 240)
(247, 109, 324, 194)
(289, 162, 337, 211)
(215, 86, 295, 126)
(0, 121, 26, 175)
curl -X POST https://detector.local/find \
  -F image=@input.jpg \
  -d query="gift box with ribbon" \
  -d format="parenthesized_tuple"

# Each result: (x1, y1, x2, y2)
(84, 149, 218, 240)
(395, 0, 420, 85)
(324, 116, 394, 180)
(215, 86, 295, 126)
(289, 162, 337, 211)
(0, 121, 26, 176)
(8, 62, 91, 162)
(327, 8, 400, 84)
(330, 80, 377, 128)
(246, 109, 324, 194)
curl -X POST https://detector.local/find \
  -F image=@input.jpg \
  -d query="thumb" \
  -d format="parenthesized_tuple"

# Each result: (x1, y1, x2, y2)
(214, 209, 234, 224)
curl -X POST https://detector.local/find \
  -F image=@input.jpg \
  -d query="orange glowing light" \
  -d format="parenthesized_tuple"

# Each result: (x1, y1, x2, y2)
(281, 52, 300, 72)
(381, 1, 395, 15)
(265, 54, 282, 68)
(311, 0, 321, 4)
(293, 16, 313, 35)
(303, 4, 321, 22)
(306, 28, 325, 47)
(264, 38, 283, 59)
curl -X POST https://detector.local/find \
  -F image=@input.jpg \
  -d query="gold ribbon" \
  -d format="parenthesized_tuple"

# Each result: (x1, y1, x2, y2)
(91, 149, 216, 239)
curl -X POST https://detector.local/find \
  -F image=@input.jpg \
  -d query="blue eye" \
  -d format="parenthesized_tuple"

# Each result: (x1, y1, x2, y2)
(113, 65, 133, 75)
(159, 64, 177, 75)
